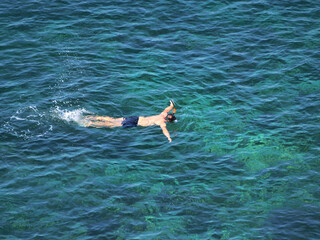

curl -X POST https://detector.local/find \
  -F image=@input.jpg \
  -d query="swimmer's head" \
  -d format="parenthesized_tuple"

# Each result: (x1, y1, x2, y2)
(167, 114, 177, 123)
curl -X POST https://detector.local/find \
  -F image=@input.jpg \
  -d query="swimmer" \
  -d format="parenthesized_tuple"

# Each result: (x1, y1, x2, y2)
(84, 100, 177, 143)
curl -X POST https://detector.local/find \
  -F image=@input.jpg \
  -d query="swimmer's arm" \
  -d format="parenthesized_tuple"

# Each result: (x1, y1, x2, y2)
(160, 124, 172, 143)
(161, 101, 174, 116)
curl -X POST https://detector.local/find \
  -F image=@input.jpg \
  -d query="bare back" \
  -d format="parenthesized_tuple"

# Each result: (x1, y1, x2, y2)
(138, 114, 167, 127)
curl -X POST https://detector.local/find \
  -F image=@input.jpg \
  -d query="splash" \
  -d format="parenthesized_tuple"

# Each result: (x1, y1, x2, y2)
(53, 107, 91, 126)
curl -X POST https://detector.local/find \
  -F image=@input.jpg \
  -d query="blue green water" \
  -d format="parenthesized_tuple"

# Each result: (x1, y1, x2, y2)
(1, 0, 320, 239)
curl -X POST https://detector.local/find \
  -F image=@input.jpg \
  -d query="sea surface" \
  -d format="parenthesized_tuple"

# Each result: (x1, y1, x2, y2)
(1, 0, 320, 239)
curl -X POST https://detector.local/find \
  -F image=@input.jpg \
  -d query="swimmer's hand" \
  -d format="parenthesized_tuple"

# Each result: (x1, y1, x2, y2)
(169, 100, 175, 107)
(168, 137, 172, 143)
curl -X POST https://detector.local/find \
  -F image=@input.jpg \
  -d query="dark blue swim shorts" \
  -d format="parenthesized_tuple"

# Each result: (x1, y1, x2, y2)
(121, 116, 139, 128)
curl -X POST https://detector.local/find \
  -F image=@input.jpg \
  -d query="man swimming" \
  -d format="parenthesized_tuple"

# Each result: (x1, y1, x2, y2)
(84, 100, 177, 143)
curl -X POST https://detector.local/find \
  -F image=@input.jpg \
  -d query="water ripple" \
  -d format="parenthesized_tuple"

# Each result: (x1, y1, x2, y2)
(1, 0, 320, 239)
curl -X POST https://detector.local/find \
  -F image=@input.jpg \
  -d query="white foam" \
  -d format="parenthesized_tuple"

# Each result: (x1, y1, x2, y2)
(53, 107, 91, 125)
(10, 116, 25, 121)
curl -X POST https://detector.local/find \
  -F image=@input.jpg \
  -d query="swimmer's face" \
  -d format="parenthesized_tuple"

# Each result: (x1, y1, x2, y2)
(167, 114, 176, 122)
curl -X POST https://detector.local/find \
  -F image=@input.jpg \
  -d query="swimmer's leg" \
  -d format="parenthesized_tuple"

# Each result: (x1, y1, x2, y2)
(84, 120, 110, 128)
(85, 116, 115, 121)
(83, 121, 102, 128)
(84, 118, 123, 128)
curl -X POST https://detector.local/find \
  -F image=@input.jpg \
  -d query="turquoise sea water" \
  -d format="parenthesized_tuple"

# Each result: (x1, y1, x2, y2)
(1, 0, 320, 239)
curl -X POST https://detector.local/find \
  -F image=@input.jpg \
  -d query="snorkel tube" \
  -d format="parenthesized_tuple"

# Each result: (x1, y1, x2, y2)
(170, 99, 178, 123)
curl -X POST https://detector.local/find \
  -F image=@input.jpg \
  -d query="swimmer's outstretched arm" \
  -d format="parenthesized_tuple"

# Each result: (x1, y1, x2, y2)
(160, 124, 172, 143)
(161, 100, 174, 115)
